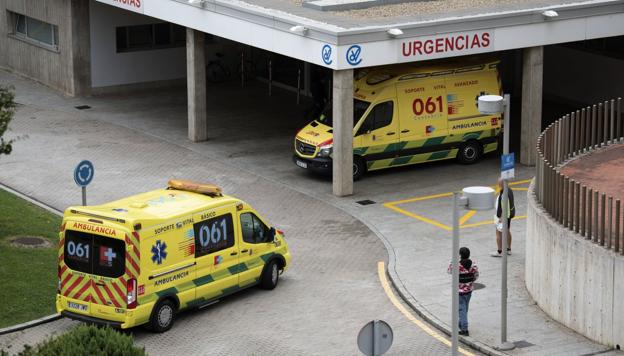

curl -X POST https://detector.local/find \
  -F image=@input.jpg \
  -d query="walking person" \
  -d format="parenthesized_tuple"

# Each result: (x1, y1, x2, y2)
(448, 247, 479, 336)
(491, 178, 515, 257)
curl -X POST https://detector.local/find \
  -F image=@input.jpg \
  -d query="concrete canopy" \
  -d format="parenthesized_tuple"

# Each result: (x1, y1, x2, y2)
(96, 0, 624, 68)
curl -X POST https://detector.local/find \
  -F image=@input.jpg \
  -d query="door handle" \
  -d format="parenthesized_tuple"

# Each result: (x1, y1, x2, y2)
(401, 129, 410, 133)
(386, 132, 395, 136)
(230, 252, 238, 256)
(372, 135, 376, 141)
(241, 249, 249, 253)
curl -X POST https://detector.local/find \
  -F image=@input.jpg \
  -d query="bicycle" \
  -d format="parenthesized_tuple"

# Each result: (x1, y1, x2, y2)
(206, 52, 231, 83)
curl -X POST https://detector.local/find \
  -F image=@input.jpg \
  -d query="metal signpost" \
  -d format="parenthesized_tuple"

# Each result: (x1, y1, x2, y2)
(451, 187, 495, 355)
(478, 94, 515, 351)
(74, 160, 94, 206)
(357, 320, 393, 356)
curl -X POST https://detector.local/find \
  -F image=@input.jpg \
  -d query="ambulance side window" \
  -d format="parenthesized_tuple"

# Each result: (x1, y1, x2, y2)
(193, 214, 235, 257)
(240, 213, 270, 244)
(357, 101, 394, 135)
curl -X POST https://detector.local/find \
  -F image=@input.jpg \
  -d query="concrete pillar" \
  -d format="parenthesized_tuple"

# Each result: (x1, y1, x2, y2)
(186, 28, 207, 142)
(520, 46, 544, 165)
(69, 0, 91, 96)
(332, 69, 354, 197)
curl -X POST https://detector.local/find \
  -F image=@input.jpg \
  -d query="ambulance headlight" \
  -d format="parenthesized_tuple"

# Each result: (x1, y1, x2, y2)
(318, 145, 333, 157)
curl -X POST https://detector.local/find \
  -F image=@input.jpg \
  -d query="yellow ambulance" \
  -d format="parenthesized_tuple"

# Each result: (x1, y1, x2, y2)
(293, 58, 502, 179)
(56, 180, 291, 332)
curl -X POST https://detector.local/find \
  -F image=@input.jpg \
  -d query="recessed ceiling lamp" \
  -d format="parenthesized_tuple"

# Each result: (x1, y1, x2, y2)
(387, 28, 404, 38)
(289, 25, 309, 35)
(542, 10, 559, 18)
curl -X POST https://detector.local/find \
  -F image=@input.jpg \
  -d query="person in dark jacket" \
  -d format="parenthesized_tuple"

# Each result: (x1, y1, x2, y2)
(491, 178, 515, 257)
(448, 247, 479, 336)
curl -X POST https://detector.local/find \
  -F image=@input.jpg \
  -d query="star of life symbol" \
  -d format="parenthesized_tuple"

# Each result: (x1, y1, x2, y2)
(151, 240, 168, 265)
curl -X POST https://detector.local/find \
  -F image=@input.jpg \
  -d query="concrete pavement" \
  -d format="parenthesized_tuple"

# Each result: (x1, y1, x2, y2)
(1, 69, 621, 355)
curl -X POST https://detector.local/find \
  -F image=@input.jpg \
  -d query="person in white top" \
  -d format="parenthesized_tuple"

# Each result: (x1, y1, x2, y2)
(491, 178, 515, 257)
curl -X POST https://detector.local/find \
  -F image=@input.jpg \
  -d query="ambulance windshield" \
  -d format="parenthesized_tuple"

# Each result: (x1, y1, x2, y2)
(64, 230, 125, 278)
(316, 99, 370, 128)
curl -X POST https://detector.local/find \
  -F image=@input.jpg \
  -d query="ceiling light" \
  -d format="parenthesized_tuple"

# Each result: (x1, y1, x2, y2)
(542, 10, 558, 18)
(289, 25, 308, 35)
(387, 28, 404, 38)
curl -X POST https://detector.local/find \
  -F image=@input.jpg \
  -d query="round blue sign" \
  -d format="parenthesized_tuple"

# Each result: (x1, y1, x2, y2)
(346, 45, 362, 66)
(74, 160, 94, 187)
(321, 44, 333, 65)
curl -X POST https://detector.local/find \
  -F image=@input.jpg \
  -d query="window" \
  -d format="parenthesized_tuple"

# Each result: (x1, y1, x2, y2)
(316, 99, 371, 128)
(193, 214, 235, 257)
(116, 22, 190, 52)
(64, 230, 126, 278)
(357, 101, 394, 135)
(9, 12, 59, 50)
(240, 213, 271, 244)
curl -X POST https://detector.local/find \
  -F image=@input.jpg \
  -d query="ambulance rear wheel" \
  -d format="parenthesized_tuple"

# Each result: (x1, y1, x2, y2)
(353, 157, 366, 181)
(260, 260, 279, 290)
(457, 141, 482, 164)
(148, 299, 176, 333)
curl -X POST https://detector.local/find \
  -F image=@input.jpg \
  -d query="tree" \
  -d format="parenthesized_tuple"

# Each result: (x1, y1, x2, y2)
(0, 85, 16, 155)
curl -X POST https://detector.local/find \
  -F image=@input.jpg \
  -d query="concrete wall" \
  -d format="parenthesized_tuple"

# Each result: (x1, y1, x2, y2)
(544, 45, 624, 106)
(526, 181, 624, 348)
(0, 0, 90, 96)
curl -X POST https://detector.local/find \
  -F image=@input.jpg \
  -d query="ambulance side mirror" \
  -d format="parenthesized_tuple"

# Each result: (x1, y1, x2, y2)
(268, 227, 276, 242)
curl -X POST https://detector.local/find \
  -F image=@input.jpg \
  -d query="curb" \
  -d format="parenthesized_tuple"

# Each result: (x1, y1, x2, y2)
(0, 314, 62, 336)
(338, 212, 510, 356)
(0, 183, 64, 336)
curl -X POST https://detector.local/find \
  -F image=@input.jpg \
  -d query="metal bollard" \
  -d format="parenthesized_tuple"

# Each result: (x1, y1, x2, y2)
(588, 188, 594, 240)
(575, 182, 581, 234)
(591, 105, 597, 148)
(604, 101, 609, 145)
(581, 185, 587, 237)
(608, 196, 613, 249)
(616, 199, 622, 254)
(562, 176, 568, 227)
(568, 179, 575, 230)
(598, 103, 603, 147)
(575, 110, 581, 154)
(600, 193, 606, 245)
(617, 98, 622, 141)
(610, 99, 615, 143)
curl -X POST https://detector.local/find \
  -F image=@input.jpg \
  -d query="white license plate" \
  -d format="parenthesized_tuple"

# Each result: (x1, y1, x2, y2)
(68, 301, 88, 312)
(296, 160, 308, 169)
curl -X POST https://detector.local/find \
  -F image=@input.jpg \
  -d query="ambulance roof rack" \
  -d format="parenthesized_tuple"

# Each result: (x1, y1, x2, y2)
(167, 179, 223, 197)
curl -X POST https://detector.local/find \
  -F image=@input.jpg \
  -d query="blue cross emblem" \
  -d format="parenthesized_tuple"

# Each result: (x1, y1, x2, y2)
(151, 240, 167, 265)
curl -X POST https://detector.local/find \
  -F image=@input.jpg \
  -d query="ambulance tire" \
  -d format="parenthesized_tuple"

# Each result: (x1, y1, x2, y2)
(148, 299, 177, 333)
(353, 156, 366, 181)
(457, 141, 482, 164)
(260, 260, 279, 290)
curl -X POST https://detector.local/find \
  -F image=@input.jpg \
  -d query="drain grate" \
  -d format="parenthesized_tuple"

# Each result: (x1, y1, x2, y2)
(514, 340, 535, 349)
(356, 200, 376, 206)
(75, 105, 91, 110)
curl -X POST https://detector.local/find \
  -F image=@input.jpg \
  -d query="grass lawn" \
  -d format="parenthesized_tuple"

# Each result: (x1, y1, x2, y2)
(0, 188, 61, 328)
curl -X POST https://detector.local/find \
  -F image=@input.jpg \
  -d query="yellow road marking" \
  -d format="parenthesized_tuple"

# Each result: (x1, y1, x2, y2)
(383, 178, 533, 231)
(377, 262, 475, 356)
(460, 215, 527, 229)
(459, 210, 476, 226)
(384, 203, 452, 231)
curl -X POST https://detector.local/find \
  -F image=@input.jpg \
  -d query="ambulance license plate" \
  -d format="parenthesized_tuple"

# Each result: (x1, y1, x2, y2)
(68, 302, 88, 312)
(296, 160, 307, 169)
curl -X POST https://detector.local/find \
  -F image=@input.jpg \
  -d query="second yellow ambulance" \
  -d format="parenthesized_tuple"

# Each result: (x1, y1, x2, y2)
(294, 58, 503, 179)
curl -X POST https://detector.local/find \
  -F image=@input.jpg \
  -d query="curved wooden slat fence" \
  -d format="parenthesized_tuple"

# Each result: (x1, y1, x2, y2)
(535, 97, 623, 253)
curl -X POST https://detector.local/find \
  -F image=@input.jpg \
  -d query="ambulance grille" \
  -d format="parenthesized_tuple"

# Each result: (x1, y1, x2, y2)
(296, 139, 316, 156)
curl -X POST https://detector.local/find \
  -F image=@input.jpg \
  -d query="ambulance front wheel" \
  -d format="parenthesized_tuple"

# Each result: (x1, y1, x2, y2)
(260, 260, 279, 290)
(148, 299, 177, 333)
(457, 141, 482, 164)
(353, 156, 366, 181)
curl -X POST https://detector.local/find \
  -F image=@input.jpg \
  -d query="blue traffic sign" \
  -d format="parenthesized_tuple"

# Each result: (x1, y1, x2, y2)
(501, 153, 515, 171)
(74, 160, 94, 187)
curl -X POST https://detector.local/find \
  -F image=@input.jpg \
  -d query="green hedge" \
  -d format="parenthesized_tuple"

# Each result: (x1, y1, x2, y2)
(5, 325, 146, 356)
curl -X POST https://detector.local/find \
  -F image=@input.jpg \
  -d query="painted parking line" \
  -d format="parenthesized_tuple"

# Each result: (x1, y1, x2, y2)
(383, 179, 532, 231)
(377, 261, 475, 356)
